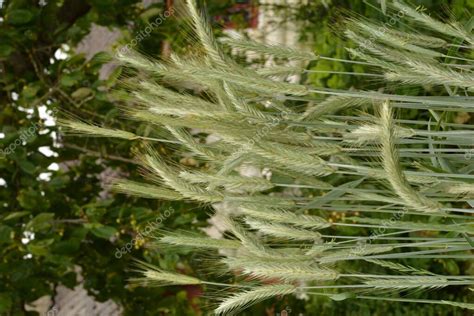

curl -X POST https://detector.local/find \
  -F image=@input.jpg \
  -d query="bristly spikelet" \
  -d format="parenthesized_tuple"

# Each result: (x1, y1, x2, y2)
(440, 301, 474, 311)
(215, 284, 296, 315)
(59, 119, 138, 140)
(364, 259, 434, 275)
(252, 143, 335, 176)
(379, 101, 442, 213)
(383, 29, 447, 48)
(159, 233, 241, 250)
(130, 260, 202, 287)
(138, 81, 219, 112)
(220, 36, 318, 61)
(364, 277, 449, 290)
(222, 81, 267, 119)
(240, 207, 330, 229)
(166, 126, 221, 161)
(111, 179, 184, 200)
(187, 65, 309, 96)
(132, 81, 224, 118)
(185, 0, 227, 67)
(385, 59, 474, 91)
(347, 19, 443, 58)
(301, 96, 368, 121)
(344, 124, 415, 145)
(318, 246, 395, 264)
(245, 218, 323, 241)
(393, 0, 474, 45)
(115, 49, 164, 71)
(221, 216, 269, 257)
(257, 65, 304, 77)
(223, 257, 339, 282)
(446, 184, 474, 197)
(179, 171, 275, 192)
(141, 146, 223, 203)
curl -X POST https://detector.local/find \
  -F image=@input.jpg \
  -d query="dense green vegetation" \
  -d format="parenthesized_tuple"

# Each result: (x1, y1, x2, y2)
(0, 0, 205, 314)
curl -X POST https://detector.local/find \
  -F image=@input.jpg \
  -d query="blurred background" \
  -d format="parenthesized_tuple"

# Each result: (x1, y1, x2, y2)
(0, 0, 472, 315)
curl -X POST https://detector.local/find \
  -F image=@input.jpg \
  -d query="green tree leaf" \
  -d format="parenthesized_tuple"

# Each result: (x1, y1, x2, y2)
(71, 87, 94, 99)
(18, 159, 36, 174)
(0, 44, 14, 59)
(27, 238, 55, 256)
(0, 293, 12, 313)
(0, 225, 13, 244)
(3, 211, 30, 221)
(26, 213, 54, 231)
(91, 225, 118, 239)
(6, 9, 35, 25)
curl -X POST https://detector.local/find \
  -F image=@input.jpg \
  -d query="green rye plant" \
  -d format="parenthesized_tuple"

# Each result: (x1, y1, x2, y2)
(62, 0, 474, 314)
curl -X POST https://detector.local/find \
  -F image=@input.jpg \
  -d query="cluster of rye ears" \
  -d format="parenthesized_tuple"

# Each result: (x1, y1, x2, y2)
(61, 0, 474, 314)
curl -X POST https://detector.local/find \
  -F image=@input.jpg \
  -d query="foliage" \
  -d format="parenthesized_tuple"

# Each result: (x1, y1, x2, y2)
(0, 0, 207, 314)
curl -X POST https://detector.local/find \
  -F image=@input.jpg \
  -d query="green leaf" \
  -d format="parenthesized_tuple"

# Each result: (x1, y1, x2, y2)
(17, 189, 43, 210)
(0, 293, 12, 313)
(71, 87, 94, 100)
(3, 211, 30, 221)
(60, 75, 77, 87)
(48, 175, 70, 190)
(22, 84, 41, 99)
(18, 159, 36, 174)
(62, 271, 78, 288)
(89, 51, 112, 65)
(71, 227, 88, 239)
(27, 239, 55, 256)
(444, 260, 460, 275)
(380, 0, 386, 14)
(6, 9, 34, 25)
(106, 66, 122, 87)
(140, 8, 162, 22)
(64, 53, 86, 67)
(328, 292, 356, 301)
(26, 213, 54, 231)
(60, 72, 82, 87)
(0, 44, 14, 59)
(85, 206, 107, 222)
(0, 225, 13, 244)
(91, 225, 118, 239)
(52, 239, 81, 255)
